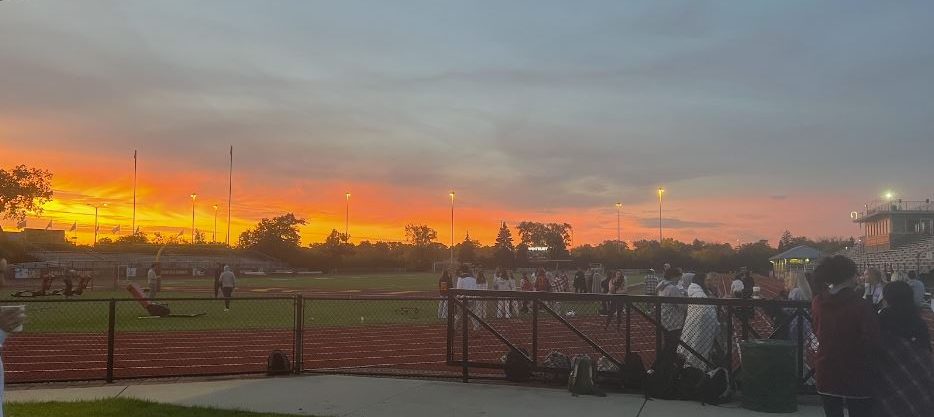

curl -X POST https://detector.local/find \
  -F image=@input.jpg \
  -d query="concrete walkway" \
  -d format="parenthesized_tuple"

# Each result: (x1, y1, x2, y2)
(7, 375, 824, 417)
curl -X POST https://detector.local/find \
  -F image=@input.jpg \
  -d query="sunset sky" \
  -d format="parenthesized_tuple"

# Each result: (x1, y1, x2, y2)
(2, 1, 932, 247)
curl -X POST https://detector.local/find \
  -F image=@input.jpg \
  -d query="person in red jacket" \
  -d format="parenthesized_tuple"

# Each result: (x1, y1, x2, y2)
(811, 255, 880, 417)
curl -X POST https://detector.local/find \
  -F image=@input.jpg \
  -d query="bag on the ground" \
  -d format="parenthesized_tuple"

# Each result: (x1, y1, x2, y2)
(504, 348, 533, 382)
(568, 355, 606, 397)
(621, 352, 647, 389)
(646, 346, 685, 399)
(675, 366, 706, 401)
(700, 367, 732, 405)
(266, 350, 291, 376)
(543, 351, 572, 384)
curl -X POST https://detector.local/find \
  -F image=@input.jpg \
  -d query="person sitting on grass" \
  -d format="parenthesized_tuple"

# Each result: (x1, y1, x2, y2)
(871, 280, 934, 417)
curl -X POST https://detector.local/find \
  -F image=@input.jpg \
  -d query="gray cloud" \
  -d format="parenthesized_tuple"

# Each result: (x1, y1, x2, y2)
(638, 217, 724, 230)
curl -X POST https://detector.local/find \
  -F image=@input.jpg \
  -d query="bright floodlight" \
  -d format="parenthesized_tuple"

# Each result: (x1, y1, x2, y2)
(884, 191, 894, 200)
(616, 202, 622, 208)
(190, 193, 197, 200)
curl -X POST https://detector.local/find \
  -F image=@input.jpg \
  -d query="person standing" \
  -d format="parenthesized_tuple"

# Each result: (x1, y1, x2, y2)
(518, 272, 533, 313)
(213, 263, 223, 299)
(1, 306, 26, 417)
(476, 271, 489, 320)
(493, 269, 515, 319)
(573, 267, 586, 293)
(657, 267, 687, 353)
(147, 263, 161, 299)
(604, 271, 627, 330)
(0, 257, 7, 288)
(730, 273, 745, 298)
(455, 268, 478, 330)
(437, 269, 453, 319)
(862, 268, 884, 309)
(219, 265, 236, 311)
(678, 273, 719, 369)
(906, 271, 926, 308)
(643, 269, 659, 296)
(811, 255, 880, 417)
(786, 270, 815, 351)
(871, 280, 934, 417)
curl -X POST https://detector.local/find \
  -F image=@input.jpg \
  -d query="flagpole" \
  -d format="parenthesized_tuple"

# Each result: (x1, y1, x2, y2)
(226, 145, 233, 246)
(132, 150, 137, 234)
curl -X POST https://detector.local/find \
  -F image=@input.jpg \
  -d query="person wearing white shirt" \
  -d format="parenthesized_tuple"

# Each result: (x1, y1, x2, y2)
(146, 263, 161, 299)
(219, 265, 237, 311)
(730, 275, 745, 297)
(492, 270, 515, 318)
(0, 306, 26, 417)
(455, 269, 478, 330)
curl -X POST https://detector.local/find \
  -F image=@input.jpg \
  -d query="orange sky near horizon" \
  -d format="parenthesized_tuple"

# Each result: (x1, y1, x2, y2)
(1, 139, 864, 248)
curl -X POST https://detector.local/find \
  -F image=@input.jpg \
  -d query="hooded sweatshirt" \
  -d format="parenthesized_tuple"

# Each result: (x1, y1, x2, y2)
(811, 287, 880, 398)
(219, 266, 236, 288)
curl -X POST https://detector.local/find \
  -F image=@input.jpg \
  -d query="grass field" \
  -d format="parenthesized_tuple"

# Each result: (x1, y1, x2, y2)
(6, 398, 305, 417)
(0, 271, 648, 333)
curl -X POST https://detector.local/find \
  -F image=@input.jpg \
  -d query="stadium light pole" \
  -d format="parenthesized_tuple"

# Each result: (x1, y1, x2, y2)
(88, 203, 108, 246)
(450, 190, 455, 265)
(616, 202, 622, 253)
(345, 192, 351, 241)
(212, 204, 218, 243)
(190, 193, 197, 244)
(657, 187, 665, 242)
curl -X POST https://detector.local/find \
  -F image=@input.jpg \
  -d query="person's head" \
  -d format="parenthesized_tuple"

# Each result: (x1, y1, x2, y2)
(521, 272, 529, 280)
(151, 263, 157, 269)
(867, 268, 883, 285)
(908, 271, 918, 281)
(791, 270, 813, 300)
(663, 267, 682, 281)
(883, 280, 916, 312)
(692, 272, 707, 289)
(813, 255, 858, 288)
(477, 271, 486, 284)
(223, 265, 231, 272)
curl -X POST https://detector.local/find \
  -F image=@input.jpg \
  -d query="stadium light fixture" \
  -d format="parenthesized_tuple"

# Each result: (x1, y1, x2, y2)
(190, 193, 197, 244)
(657, 187, 665, 242)
(615, 202, 622, 252)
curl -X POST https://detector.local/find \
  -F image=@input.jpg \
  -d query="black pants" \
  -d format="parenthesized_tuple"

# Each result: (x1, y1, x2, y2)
(820, 396, 872, 417)
(221, 287, 233, 309)
(662, 328, 683, 353)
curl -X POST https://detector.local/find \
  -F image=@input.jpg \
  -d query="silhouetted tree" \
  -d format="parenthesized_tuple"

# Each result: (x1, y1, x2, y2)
(493, 222, 515, 268)
(0, 165, 53, 222)
(238, 213, 305, 259)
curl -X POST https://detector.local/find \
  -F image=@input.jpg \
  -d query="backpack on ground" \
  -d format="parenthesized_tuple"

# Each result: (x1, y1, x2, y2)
(543, 351, 572, 384)
(700, 367, 732, 405)
(267, 350, 291, 376)
(596, 356, 622, 387)
(568, 355, 606, 397)
(674, 366, 706, 401)
(646, 346, 685, 400)
(621, 352, 647, 389)
(504, 348, 533, 382)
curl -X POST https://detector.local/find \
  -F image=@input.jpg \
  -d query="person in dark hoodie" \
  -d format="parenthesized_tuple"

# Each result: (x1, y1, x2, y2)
(811, 255, 880, 417)
(871, 281, 934, 417)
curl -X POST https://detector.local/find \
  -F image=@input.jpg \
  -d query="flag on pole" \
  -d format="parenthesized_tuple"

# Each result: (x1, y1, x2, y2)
(69, 222, 77, 232)
(45, 219, 53, 230)
(112, 225, 121, 234)
(16, 219, 26, 229)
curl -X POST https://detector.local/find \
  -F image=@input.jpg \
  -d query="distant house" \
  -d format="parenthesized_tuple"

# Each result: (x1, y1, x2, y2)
(770, 245, 823, 279)
(0, 228, 67, 245)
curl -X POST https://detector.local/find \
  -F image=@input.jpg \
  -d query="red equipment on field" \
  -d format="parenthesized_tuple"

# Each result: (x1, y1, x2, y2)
(127, 283, 171, 317)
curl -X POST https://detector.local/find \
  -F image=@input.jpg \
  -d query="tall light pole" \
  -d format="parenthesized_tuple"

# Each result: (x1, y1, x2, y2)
(657, 187, 665, 242)
(212, 204, 218, 243)
(615, 202, 622, 253)
(88, 203, 108, 246)
(345, 192, 351, 241)
(450, 190, 455, 265)
(190, 193, 197, 244)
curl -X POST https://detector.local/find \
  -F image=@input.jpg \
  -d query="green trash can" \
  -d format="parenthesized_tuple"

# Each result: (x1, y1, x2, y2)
(740, 340, 798, 413)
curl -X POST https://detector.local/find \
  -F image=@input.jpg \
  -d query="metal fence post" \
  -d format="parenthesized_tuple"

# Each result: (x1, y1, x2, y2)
(795, 308, 804, 387)
(531, 298, 539, 365)
(461, 296, 469, 383)
(625, 301, 632, 355)
(106, 299, 116, 383)
(293, 295, 304, 374)
(654, 301, 662, 354)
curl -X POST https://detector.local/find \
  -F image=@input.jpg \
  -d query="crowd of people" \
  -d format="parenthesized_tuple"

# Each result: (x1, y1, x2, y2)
(439, 259, 934, 417)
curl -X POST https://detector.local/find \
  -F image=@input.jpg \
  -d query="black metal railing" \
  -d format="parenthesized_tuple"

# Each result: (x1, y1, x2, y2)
(446, 289, 816, 391)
